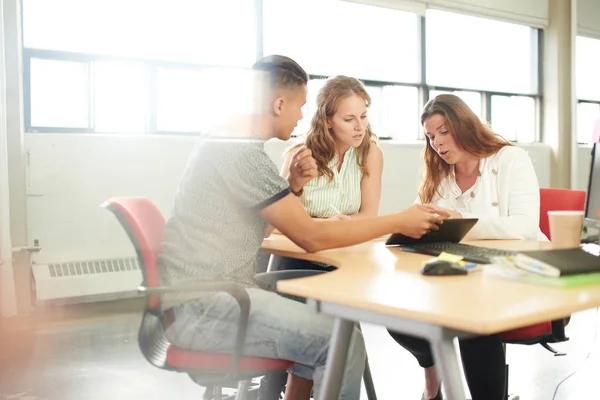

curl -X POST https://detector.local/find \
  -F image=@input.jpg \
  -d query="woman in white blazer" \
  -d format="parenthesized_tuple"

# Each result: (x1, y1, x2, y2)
(389, 94, 545, 400)
(417, 117, 546, 241)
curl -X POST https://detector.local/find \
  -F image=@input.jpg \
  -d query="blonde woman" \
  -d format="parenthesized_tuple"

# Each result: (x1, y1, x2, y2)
(261, 75, 384, 399)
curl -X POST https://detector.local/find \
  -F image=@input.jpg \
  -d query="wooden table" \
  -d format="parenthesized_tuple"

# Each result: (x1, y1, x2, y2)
(261, 235, 600, 399)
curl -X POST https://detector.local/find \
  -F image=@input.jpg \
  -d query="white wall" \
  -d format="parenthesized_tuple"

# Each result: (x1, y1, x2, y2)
(26, 133, 552, 264)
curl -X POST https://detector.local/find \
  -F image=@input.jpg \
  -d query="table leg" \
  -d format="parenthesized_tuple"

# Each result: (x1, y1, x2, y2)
(430, 334, 467, 400)
(363, 357, 378, 400)
(320, 317, 355, 400)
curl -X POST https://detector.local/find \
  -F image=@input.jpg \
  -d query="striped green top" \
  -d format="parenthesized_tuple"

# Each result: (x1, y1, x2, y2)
(299, 146, 363, 218)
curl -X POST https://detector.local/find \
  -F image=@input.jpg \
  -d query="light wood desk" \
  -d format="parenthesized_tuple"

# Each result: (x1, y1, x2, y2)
(261, 236, 600, 400)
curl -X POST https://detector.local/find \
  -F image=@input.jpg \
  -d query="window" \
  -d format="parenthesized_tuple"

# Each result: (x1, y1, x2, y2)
(23, 0, 258, 133)
(366, 86, 419, 140)
(576, 36, 600, 144)
(576, 36, 600, 102)
(293, 79, 326, 137)
(490, 95, 536, 142)
(94, 62, 149, 133)
(427, 10, 537, 95)
(578, 102, 600, 144)
(293, 80, 419, 140)
(265, 0, 421, 140)
(30, 58, 89, 128)
(429, 90, 483, 119)
(157, 68, 258, 133)
(425, 11, 540, 142)
(263, 0, 420, 83)
(22, 0, 542, 141)
(23, 0, 257, 67)
(157, 68, 204, 133)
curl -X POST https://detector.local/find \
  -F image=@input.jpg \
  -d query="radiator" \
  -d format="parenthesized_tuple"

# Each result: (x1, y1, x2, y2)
(31, 257, 143, 303)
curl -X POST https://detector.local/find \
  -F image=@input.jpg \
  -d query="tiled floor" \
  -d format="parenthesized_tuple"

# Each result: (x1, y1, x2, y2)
(1, 298, 598, 399)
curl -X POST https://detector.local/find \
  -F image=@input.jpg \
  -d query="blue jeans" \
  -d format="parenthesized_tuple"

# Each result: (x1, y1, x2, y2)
(165, 288, 366, 400)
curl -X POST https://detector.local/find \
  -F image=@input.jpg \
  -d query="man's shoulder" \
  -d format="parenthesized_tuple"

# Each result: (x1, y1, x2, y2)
(186, 137, 266, 169)
(192, 136, 263, 154)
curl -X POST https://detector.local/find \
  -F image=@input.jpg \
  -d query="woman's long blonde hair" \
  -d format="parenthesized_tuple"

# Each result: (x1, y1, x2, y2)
(419, 94, 512, 204)
(291, 76, 377, 181)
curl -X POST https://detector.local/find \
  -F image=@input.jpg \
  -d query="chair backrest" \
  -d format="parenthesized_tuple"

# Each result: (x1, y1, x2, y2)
(503, 189, 586, 349)
(102, 197, 166, 310)
(539, 188, 586, 239)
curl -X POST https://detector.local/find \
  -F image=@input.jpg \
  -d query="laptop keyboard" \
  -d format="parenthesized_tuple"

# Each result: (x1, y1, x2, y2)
(400, 242, 517, 264)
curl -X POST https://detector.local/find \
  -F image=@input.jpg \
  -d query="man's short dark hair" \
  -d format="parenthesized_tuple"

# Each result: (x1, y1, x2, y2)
(252, 55, 308, 90)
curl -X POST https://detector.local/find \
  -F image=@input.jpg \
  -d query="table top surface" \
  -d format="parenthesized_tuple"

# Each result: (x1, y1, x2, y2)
(262, 235, 600, 335)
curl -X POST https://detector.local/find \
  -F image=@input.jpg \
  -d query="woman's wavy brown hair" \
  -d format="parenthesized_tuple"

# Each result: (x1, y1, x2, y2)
(419, 94, 512, 204)
(293, 76, 377, 181)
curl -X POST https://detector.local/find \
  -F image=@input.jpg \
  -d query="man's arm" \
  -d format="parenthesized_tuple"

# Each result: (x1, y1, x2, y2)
(259, 193, 446, 253)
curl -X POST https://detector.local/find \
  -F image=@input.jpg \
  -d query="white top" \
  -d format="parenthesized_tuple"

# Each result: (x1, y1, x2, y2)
(300, 146, 363, 218)
(417, 146, 548, 241)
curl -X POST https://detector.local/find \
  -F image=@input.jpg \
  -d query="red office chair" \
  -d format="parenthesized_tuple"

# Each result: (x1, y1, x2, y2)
(499, 188, 586, 399)
(102, 197, 294, 400)
(538, 188, 586, 240)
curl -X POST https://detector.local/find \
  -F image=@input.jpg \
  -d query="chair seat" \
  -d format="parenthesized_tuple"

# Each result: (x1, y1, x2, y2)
(166, 345, 295, 371)
(500, 322, 552, 343)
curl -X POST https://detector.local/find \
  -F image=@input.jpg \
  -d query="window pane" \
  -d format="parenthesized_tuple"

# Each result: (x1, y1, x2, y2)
(157, 69, 204, 132)
(429, 90, 482, 118)
(427, 10, 536, 94)
(157, 68, 257, 133)
(578, 102, 600, 144)
(264, 0, 420, 83)
(293, 81, 419, 140)
(23, 0, 256, 67)
(293, 79, 326, 137)
(94, 62, 148, 133)
(367, 86, 419, 140)
(491, 95, 536, 142)
(576, 36, 600, 101)
(30, 58, 89, 128)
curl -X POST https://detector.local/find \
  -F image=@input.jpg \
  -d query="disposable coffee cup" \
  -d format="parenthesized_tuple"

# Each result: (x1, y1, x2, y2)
(548, 210, 584, 249)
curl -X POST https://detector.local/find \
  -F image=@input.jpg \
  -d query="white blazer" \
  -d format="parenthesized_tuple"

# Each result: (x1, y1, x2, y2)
(418, 146, 548, 241)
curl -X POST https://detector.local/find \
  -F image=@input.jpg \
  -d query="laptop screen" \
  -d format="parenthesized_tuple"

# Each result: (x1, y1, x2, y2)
(586, 143, 600, 222)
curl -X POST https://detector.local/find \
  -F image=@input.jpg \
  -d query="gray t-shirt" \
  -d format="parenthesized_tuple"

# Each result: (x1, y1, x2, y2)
(157, 136, 290, 310)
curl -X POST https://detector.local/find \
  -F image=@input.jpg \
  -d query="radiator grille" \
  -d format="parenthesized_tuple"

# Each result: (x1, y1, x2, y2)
(47, 257, 140, 278)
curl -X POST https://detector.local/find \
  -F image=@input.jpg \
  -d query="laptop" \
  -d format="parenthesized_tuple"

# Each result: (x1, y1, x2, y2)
(585, 143, 600, 232)
(385, 218, 479, 246)
(582, 143, 600, 251)
(385, 218, 519, 264)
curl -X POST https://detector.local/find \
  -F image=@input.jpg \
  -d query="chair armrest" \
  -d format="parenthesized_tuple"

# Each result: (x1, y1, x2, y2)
(138, 282, 250, 298)
(254, 269, 327, 292)
(139, 281, 250, 381)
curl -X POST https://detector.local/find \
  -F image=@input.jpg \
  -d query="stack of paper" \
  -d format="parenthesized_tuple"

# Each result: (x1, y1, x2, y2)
(484, 255, 600, 287)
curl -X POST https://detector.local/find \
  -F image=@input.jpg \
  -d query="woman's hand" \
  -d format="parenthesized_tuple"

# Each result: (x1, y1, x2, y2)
(394, 204, 445, 239)
(423, 205, 462, 219)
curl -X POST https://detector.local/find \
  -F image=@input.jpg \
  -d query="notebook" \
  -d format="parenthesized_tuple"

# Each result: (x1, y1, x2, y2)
(516, 248, 600, 277)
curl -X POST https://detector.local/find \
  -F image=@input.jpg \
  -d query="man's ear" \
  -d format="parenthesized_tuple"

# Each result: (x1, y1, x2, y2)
(272, 97, 284, 117)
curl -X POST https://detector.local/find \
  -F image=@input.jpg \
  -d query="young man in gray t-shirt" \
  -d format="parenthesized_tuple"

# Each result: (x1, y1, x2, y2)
(159, 55, 447, 400)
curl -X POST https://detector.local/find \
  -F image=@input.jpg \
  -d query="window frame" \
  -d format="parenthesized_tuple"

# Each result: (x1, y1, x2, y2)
(421, 21, 543, 143)
(20, 2, 543, 143)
